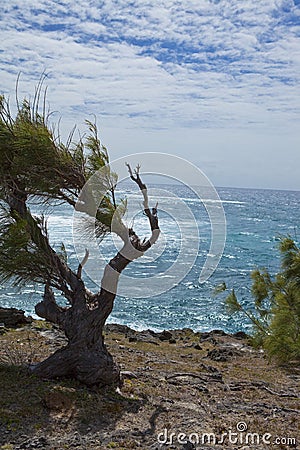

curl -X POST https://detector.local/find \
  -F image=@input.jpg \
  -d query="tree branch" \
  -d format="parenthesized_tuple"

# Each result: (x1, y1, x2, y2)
(126, 163, 160, 251)
(99, 163, 160, 297)
(35, 284, 66, 328)
(126, 162, 148, 209)
(77, 249, 89, 279)
(5, 187, 84, 304)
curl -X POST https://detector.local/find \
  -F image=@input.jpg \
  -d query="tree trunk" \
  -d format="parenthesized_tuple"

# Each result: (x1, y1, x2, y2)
(31, 248, 133, 386)
(27, 164, 160, 387)
(32, 342, 119, 386)
(32, 286, 120, 387)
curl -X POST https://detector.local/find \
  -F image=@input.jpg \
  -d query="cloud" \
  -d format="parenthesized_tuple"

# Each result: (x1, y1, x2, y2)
(0, 0, 300, 188)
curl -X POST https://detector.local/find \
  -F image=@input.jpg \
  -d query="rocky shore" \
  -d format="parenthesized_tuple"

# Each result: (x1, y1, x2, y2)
(0, 310, 299, 449)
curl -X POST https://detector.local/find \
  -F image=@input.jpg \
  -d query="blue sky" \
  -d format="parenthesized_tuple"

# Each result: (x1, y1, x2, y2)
(1, 0, 300, 190)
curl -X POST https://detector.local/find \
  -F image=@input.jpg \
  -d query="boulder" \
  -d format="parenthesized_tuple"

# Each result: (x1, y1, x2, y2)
(104, 323, 133, 335)
(0, 307, 32, 328)
(156, 330, 173, 341)
(206, 347, 242, 362)
(233, 331, 248, 340)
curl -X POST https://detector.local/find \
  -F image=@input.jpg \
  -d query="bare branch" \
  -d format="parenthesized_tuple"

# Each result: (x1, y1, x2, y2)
(126, 162, 134, 178)
(126, 162, 160, 250)
(77, 248, 89, 279)
(35, 284, 66, 328)
(126, 162, 149, 211)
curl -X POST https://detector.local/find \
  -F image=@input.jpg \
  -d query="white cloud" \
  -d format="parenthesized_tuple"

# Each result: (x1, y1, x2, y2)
(0, 0, 299, 189)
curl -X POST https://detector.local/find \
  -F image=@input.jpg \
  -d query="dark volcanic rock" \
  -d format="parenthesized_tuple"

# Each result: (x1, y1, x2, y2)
(211, 329, 227, 336)
(206, 347, 242, 362)
(194, 343, 202, 350)
(233, 331, 248, 339)
(0, 307, 32, 328)
(104, 323, 133, 335)
(15, 436, 49, 449)
(127, 329, 160, 345)
(156, 330, 173, 341)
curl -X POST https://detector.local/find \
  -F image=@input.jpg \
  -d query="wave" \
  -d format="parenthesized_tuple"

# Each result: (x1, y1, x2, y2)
(1, 185, 299, 334)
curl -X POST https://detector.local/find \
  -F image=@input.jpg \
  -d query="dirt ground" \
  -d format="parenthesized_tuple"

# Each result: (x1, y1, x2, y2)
(0, 322, 299, 449)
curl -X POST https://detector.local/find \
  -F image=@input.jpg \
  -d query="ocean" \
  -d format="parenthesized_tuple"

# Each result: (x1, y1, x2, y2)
(0, 185, 299, 334)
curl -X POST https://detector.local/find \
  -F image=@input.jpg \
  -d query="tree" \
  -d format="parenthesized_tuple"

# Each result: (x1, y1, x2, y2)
(0, 82, 160, 386)
(219, 237, 300, 364)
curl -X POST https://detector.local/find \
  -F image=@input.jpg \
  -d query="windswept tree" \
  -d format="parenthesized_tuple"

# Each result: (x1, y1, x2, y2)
(218, 237, 300, 364)
(0, 83, 160, 386)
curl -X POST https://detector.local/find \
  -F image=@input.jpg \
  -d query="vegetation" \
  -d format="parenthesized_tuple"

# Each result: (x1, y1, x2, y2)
(1, 324, 299, 449)
(218, 237, 300, 364)
(0, 79, 160, 386)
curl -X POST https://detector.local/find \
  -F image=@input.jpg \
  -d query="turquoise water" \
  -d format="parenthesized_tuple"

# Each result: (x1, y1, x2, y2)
(0, 186, 299, 333)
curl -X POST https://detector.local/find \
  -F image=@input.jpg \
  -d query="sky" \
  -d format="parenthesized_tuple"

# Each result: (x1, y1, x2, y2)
(1, 0, 300, 190)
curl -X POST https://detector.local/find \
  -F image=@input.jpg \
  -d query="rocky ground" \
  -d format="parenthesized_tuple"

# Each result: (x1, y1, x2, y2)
(0, 316, 299, 450)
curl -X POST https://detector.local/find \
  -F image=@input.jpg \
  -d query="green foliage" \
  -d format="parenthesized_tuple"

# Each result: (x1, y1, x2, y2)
(0, 89, 118, 211)
(0, 96, 76, 201)
(225, 289, 242, 314)
(0, 207, 56, 286)
(223, 237, 300, 364)
(85, 119, 109, 173)
(0, 84, 121, 288)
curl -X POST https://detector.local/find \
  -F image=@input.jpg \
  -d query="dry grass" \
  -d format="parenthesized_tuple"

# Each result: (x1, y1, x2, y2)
(0, 324, 299, 449)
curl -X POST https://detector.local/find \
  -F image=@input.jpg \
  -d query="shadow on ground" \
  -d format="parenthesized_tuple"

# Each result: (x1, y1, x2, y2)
(0, 364, 145, 449)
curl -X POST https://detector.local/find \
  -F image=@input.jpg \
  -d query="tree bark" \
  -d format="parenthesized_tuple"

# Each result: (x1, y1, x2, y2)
(31, 246, 141, 386)
(30, 164, 160, 387)
(32, 282, 120, 386)
(32, 290, 120, 386)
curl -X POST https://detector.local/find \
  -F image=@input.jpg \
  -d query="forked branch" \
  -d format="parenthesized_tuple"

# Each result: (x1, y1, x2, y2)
(126, 163, 148, 210)
(99, 164, 161, 297)
(126, 163, 160, 250)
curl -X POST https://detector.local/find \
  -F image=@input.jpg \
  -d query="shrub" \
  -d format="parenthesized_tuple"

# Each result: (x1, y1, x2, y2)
(220, 237, 300, 364)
